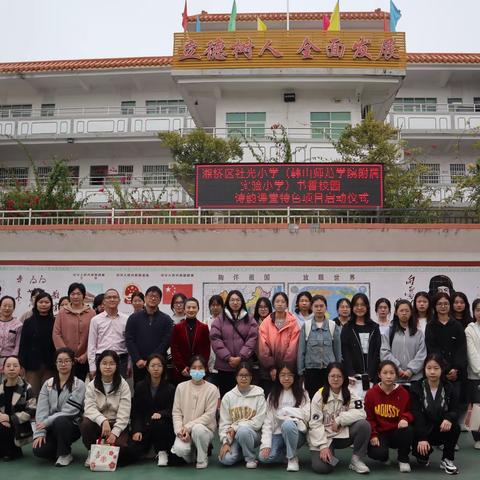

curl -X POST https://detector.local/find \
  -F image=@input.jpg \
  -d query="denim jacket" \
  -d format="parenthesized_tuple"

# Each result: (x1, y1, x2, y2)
(297, 320, 342, 374)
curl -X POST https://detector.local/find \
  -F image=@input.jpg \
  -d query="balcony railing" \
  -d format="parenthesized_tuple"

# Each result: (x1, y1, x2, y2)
(389, 103, 480, 133)
(0, 207, 477, 228)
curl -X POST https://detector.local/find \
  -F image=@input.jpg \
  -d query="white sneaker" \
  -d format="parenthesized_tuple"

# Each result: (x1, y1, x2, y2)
(349, 457, 370, 474)
(84, 451, 91, 468)
(196, 460, 208, 469)
(246, 459, 258, 469)
(440, 458, 459, 475)
(286, 456, 299, 472)
(55, 454, 73, 467)
(157, 451, 168, 467)
(399, 462, 411, 473)
(474, 441, 480, 450)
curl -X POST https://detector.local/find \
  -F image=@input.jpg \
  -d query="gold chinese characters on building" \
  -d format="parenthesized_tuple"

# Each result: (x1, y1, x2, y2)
(173, 31, 406, 70)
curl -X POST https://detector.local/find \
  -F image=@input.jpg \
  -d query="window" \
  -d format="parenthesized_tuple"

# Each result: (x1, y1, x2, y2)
(450, 163, 466, 184)
(393, 98, 437, 113)
(474, 97, 480, 113)
(117, 165, 133, 185)
(310, 112, 351, 140)
(0, 167, 29, 187)
(419, 163, 440, 184)
(226, 112, 266, 138)
(0, 104, 32, 118)
(142, 165, 177, 186)
(37, 166, 52, 186)
(145, 100, 187, 115)
(89, 165, 108, 186)
(89, 165, 133, 186)
(121, 101, 136, 115)
(40, 103, 55, 117)
(69, 166, 80, 186)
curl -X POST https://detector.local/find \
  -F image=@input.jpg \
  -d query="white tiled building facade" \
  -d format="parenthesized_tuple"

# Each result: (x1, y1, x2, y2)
(0, 10, 479, 206)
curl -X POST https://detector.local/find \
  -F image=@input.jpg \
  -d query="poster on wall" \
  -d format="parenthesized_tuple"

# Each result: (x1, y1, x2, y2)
(1, 265, 479, 320)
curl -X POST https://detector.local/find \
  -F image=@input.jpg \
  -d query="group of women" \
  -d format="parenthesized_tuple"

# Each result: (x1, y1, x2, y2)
(0, 285, 480, 474)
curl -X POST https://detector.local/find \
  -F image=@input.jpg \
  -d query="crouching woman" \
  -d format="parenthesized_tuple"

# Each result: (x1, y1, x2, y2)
(309, 362, 371, 474)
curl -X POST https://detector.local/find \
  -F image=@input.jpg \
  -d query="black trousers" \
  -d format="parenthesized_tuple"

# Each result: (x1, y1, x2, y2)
(0, 423, 22, 458)
(304, 368, 328, 399)
(368, 426, 414, 463)
(468, 380, 480, 442)
(74, 362, 89, 381)
(413, 422, 461, 461)
(134, 419, 175, 454)
(133, 364, 148, 385)
(217, 370, 237, 397)
(33, 416, 81, 458)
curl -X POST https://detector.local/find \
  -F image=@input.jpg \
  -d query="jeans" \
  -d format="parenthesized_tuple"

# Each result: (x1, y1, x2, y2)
(219, 426, 260, 464)
(259, 419, 305, 463)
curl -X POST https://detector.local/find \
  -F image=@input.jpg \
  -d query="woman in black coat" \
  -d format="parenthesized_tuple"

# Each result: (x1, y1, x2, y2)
(410, 354, 461, 475)
(131, 354, 176, 467)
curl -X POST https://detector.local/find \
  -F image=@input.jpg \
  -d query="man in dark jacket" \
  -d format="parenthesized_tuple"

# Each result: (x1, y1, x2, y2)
(126, 286, 173, 384)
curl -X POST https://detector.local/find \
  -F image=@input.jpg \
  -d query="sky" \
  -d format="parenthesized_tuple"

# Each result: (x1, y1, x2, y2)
(0, 0, 478, 63)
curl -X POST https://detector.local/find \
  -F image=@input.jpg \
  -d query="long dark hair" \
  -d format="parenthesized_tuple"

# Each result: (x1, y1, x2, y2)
(253, 297, 272, 323)
(52, 347, 76, 392)
(423, 353, 447, 382)
(412, 291, 433, 324)
(452, 292, 473, 329)
(268, 363, 305, 409)
(350, 293, 371, 323)
(32, 292, 55, 320)
(389, 299, 417, 345)
(322, 362, 351, 406)
(294, 291, 312, 314)
(94, 350, 122, 394)
(224, 290, 248, 321)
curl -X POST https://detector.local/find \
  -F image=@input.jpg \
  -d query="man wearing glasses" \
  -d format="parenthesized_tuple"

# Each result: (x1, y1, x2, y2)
(126, 286, 173, 384)
(87, 288, 129, 378)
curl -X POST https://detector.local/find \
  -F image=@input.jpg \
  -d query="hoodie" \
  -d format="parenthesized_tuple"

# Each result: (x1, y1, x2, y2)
(364, 383, 413, 438)
(466, 322, 480, 380)
(219, 385, 267, 444)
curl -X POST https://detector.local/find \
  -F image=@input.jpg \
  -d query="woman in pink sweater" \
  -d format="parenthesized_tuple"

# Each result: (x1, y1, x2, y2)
(258, 293, 300, 396)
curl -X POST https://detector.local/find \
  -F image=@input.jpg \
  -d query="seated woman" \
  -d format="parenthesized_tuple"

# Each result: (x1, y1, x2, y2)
(81, 350, 132, 467)
(32, 348, 86, 467)
(365, 360, 414, 472)
(309, 362, 370, 475)
(0, 355, 36, 461)
(218, 362, 266, 469)
(259, 364, 310, 472)
(171, 355, 219, 469)
(410, 354, 461, 475)
(131, 354, 175, 467)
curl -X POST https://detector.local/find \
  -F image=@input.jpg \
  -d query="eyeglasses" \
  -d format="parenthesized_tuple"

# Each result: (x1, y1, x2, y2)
(237, 374, 252, 379)
(56, 360, 73, 365)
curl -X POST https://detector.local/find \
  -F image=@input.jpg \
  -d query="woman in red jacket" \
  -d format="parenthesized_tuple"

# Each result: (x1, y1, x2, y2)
(171, 298, 210, 384)
(365, 360, 414, 473)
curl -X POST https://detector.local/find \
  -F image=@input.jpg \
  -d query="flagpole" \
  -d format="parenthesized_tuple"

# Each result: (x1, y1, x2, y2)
(286, 0, 290, 30)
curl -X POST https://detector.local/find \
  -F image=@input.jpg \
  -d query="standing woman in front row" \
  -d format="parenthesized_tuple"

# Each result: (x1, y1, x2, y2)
(0, 356, 36, 461)
(131, 354, 175, 467)
(33, 347, 85, 467)
(410, 354, 461, 475)
(81, 350, 132, 467)
(308, 362, 371, 475)
(171, 355, 220, 469)
(218, 362, 266, 469)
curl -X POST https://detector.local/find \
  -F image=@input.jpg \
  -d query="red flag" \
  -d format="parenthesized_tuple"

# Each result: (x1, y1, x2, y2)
(322, 14, 330, 31)
(162, 284, 193, 304)
(182, 0, 188, 32)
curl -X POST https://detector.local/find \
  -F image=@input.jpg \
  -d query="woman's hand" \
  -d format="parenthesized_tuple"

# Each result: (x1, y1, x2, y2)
(181, 367, 190, 377)
(417, 440, 430, 456)
(132, 432, 143, 442)
(348, 376, 356, 386)
(0, 413, 10, 423)
(398, 419, 409, 429)
(151, 413, 162, 420)
(106, 433, 117, 445)
(319, 448, 332, 463)
(331, 419, 339, 432)
(219, 443, 231, 460)
(446, 369, 458, 382)
(259, 447, 271, 459)
(440, 419, 452, 432)
(370, 437, 380, 447)
(32, 436, 46, 449)
(101, 420, 111, 438)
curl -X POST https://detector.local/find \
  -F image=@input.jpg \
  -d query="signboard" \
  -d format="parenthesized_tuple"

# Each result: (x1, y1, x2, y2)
(173, 31, 406, 70)
(195, 163, 383, 209)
